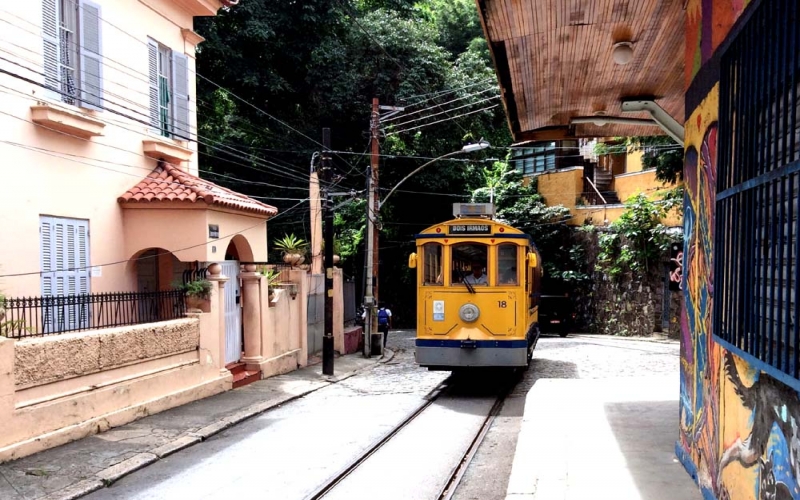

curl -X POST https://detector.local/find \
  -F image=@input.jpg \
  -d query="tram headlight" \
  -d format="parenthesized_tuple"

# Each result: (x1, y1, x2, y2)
(459, 304, 480, 323)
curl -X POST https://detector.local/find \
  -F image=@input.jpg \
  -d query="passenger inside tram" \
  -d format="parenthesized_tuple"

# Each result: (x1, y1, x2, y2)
(452, 244, 488, 286)
(464, 261, 488, 285)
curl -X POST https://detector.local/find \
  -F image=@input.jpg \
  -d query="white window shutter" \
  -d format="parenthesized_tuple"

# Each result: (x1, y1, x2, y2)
(148, 39, 160, 130)
(78, 0, 103, 110)
(171, 51, 190, 141)
(40, 216, 91, 332)
(41, 0, 61, 100)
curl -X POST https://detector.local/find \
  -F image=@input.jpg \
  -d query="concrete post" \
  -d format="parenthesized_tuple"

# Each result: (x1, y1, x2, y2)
(0, 337, 14, 426)
(207, 263, 229, 374)
(333, 268, 344, 354)
(240, 264, 263, 370)
(290, 269, 309, 367)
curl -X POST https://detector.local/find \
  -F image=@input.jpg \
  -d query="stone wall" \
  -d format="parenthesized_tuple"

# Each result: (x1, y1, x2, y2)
(570, 230, 681, 338)
(14, 318, 199, 389)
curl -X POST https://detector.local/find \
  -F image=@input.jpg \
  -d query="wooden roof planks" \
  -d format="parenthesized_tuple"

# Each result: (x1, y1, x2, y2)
(476, 0, 685, 142)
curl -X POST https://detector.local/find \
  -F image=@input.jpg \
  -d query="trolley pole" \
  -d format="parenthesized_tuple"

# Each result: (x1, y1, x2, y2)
(321, 128, 335, 375)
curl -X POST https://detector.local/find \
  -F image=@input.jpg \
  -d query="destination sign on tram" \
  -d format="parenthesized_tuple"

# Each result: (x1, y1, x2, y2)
(449, 224, 491, 234)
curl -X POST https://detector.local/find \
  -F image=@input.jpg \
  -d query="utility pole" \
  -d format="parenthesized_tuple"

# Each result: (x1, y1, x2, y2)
(362, 99, 405, 357)
(370, 98, 381, 355)
(363, 99, 379, 357)
(321, 128, 334, 375)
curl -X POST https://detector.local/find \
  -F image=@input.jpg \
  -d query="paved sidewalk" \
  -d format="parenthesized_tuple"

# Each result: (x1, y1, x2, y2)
(505, 375, 701, 500)
(0, 351, 388, 500)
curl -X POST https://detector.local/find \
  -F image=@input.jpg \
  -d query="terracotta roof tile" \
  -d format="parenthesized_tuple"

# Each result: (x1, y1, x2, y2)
(118, 161, 278, 217)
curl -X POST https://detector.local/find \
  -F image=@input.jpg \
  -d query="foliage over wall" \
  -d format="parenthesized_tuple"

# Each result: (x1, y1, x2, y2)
(596, 192, 684, 280)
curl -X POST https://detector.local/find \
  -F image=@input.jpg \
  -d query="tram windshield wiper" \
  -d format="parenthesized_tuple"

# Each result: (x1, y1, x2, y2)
(457, 269, 477, 294)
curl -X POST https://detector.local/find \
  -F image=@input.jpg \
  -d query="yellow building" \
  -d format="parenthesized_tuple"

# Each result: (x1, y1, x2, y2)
(513, 139, 681, 227)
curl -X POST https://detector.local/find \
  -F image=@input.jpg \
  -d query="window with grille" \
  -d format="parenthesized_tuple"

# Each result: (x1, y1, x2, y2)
(512, 142, 558, 175)
(148, 39, 190, 140)
(714, 0, 800, 377)
(42, 0, 103, 109)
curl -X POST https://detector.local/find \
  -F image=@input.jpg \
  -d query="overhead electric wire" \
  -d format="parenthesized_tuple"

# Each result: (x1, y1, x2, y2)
(400, 77, 495, 107)
(0, 67, 327, 189)
(0, 136, 309, 200)
(0, 196, 311, 279)
(381, 87, 498, 123)
(387, 95, 502, 130)
(387, 104, 500, 136)
(0, 86, 322, 193)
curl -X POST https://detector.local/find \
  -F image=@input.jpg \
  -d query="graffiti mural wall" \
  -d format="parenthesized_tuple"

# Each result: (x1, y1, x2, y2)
(685, 0, 751, 86)
(679, 2, 800, 499)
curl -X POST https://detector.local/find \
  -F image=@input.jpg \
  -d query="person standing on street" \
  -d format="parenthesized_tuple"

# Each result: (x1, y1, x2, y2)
(377, 304, 392, 348)
(361, 304, 393, 348)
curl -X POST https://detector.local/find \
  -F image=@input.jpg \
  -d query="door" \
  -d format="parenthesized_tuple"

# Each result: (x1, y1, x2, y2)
(136, 249, 159, 323)
(220, 261, 242, 364)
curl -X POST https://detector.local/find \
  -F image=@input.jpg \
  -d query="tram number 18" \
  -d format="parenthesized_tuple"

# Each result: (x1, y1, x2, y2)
(497, 301, 508, 308)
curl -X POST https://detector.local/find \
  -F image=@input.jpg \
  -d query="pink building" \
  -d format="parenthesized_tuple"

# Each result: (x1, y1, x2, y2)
(0, 0, 323, 463)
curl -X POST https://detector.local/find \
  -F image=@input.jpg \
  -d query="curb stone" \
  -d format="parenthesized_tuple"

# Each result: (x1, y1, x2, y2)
(40, 479, 104, 500)
(63, 358, 384, 499)
(150, 435, 201, 458)
(96, 453, 157, 485)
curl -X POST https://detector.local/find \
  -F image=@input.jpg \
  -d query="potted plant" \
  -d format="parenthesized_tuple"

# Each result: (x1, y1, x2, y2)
(333, 239, 343, 265)
(275, 234, 308, 267)
(178, 279, 213, 311)
(320, 239, 342, 265)
(261, 268, 281, 301)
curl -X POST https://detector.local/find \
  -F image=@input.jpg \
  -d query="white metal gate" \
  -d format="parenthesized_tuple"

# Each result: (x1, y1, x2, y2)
(220, 261, 242, 364)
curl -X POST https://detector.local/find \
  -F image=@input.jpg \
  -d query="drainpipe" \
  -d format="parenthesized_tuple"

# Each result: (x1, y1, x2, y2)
(620, 99, 684, 144)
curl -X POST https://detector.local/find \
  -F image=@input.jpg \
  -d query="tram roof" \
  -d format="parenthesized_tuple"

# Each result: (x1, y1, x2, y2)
(415, 218, 531, 243)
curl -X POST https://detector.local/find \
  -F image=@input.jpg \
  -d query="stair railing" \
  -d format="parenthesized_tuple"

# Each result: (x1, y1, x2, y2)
(584, 177, 608, 205)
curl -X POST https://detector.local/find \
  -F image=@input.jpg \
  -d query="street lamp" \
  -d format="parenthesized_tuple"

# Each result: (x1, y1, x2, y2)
(379, 139, 491, 209)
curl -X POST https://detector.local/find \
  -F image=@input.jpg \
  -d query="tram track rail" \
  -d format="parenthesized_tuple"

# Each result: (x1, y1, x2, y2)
(303, 375, 512, 500)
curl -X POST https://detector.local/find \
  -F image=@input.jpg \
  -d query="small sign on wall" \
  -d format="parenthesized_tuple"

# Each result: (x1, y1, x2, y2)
(91, 266, 102, 277)
(209, 224, 220, 239)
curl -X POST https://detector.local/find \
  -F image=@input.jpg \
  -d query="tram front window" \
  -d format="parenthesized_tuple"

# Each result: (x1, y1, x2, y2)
(498, 244, 519, 285)
(423, 243, 443, 285)
(452, 243, 488, 286)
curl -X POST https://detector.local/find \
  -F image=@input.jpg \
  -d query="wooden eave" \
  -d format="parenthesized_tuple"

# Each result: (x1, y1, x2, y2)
(475, 0, 685, 142)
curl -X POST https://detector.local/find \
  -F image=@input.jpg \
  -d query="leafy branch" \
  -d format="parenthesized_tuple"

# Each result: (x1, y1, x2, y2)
(596, 193, 682, 280)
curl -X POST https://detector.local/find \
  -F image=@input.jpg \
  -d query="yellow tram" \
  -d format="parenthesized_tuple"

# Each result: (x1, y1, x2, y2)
(408, 203, 542, 370)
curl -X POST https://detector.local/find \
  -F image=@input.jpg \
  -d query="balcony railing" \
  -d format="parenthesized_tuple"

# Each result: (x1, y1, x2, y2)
(1, 290, 187, 339)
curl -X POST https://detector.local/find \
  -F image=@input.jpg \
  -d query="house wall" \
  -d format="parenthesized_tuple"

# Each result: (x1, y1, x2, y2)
(0, 314, 230, 464)
(613, 169, 669, 203)
(0, 0, 208, 298)
(536, 167, 585, 214)
(257, 269, 309, 378)
(676, 2, 794, 500)
(626, 148, 645, 173)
